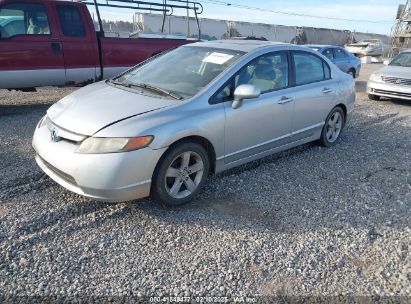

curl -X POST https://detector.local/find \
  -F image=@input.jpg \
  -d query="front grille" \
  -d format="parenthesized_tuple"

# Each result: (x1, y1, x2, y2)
(39, 156, 77, 186)
(373, 89, 411, 99)
(381, 76, 411, 86)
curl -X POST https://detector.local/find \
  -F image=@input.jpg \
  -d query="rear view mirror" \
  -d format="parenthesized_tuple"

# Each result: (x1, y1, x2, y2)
(232, 84, 261, 109)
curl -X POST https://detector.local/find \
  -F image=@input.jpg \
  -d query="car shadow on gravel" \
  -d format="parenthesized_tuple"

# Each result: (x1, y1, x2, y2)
(131, 110, 411, 234)
(1, 110, 410, 243)
(0, 104, 49, 117)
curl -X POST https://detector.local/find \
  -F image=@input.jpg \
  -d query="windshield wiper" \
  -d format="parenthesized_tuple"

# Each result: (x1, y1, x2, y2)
(127, 83, 183, 100)
(108, 79, 127, 86)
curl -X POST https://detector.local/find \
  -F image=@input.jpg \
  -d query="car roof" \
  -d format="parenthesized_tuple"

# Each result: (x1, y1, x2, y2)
(188, 40, 289, 53)
(305, 44, 339, 49)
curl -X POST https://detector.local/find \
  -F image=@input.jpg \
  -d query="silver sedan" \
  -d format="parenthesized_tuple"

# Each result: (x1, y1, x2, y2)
(33, 40, 355, 206)
(367, 50, 411, 101)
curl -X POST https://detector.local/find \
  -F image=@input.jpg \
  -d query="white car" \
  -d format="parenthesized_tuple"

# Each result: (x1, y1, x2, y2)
(345, 39, 387, 57)
(367, 50, 411, 101)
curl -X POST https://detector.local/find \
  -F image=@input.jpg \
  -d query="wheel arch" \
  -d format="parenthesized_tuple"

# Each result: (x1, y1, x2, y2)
(335, 103, 347, 125)
(153, 135, 217, 178)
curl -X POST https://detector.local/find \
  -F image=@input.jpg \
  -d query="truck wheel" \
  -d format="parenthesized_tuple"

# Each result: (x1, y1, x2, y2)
(348, 69, 356, 78)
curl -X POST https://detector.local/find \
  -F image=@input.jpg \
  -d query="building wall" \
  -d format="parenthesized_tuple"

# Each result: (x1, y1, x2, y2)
(134, 13, 389, 46)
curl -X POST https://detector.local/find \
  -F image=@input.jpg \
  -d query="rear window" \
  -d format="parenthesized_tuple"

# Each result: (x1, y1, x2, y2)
(57, 5, 85, 37)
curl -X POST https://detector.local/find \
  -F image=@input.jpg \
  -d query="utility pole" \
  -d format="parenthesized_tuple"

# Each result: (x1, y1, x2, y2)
(389, 1, 411, 58)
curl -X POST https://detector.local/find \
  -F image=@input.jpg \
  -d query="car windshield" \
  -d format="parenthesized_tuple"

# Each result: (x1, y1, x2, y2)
(389, 52, 411, 67)
(114, 46, 245, 98)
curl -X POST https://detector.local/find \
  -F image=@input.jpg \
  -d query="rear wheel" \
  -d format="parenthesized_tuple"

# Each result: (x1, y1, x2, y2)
(368, 94, 380, 101)
(347, 69, 356, 78)
(319, 107, 345, 147)
(151, 142, 210, 206)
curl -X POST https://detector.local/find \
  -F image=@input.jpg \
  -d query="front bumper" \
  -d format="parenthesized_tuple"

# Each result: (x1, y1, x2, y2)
(367, 80, 411, 100)
(32, 123, 167, 202)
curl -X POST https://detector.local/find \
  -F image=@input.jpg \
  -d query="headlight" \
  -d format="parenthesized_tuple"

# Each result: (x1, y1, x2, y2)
(76, 136, 154, 154)
(369, 73, 381, 82)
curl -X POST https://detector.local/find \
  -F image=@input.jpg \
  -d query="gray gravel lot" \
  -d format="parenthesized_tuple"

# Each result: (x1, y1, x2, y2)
(0, 64, 410, 301)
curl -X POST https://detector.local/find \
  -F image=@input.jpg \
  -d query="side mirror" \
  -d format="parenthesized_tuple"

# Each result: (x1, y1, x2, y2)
(232, 84, 261, 109)
(383, 59, 389, 65)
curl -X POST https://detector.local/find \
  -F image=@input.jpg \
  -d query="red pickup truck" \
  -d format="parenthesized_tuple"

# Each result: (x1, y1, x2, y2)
(0, 0, 192, 90)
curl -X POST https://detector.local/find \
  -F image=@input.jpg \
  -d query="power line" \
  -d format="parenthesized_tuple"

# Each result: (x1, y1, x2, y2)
(202, 0, 393, 24)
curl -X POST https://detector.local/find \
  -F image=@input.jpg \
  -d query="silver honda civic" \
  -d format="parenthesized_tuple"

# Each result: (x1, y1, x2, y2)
(32, 40, 355, 206)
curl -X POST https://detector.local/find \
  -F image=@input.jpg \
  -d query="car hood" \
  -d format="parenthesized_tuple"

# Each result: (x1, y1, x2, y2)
(375, 65, 411, 78)
(47, 81, 178, 136)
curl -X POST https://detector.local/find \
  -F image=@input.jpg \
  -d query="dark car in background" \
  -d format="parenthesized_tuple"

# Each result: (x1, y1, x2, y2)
(305, 45, 361, 78)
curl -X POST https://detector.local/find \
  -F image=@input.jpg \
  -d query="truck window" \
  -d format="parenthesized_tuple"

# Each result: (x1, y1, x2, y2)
(57, 5, 86, 37)
(0, 3, 50, 38)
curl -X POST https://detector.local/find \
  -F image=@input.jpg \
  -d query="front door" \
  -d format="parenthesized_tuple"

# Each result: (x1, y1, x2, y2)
(333, 48, 350, 72)
(0, 1, 65, 89)
(221, 51, 295, 164)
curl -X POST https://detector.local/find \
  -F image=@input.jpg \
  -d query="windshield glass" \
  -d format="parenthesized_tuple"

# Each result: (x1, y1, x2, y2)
(389, 52, 411, 67)
(114, 46, 245, 98)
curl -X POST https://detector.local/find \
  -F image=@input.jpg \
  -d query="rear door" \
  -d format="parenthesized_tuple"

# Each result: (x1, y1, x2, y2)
(291, 51, 338, 139)
(0, 1, 65, 89)
(53, 2, 99, 85)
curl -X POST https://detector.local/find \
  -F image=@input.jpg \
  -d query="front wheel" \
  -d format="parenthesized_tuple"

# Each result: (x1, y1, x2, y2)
(347, 69, 356, 78)
(151, 142, 210, 206)
(319, 107, 345, 147)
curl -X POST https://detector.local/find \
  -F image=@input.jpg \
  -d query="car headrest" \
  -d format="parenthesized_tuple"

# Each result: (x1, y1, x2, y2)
(254, 64, 276, 81)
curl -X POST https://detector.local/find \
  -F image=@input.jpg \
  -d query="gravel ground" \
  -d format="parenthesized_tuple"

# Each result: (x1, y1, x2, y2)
(0, 64, 410, 301)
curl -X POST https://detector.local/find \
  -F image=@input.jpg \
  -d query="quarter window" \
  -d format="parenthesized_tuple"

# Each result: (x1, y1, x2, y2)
(57, 5, 85, 37)
(293, 52, 331, 85)
(0, 3, 50, 38)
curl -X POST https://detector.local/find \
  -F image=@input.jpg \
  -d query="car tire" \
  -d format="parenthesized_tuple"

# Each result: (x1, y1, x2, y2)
(347, 69, 356, 78)
(319, 107, 345, 147)
(151, 142, 210, 206)
(368, 94, 380, 101)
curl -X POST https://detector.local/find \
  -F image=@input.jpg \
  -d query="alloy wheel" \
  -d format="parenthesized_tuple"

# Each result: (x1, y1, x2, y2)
(164, 151, 204, 199)
(326, 112, 343, 143)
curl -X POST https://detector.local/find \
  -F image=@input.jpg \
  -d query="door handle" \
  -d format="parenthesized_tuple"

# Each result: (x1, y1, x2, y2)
(51, 39, 62, 55)
(278, 96, 294, 104)
(322, 87, 333, 94)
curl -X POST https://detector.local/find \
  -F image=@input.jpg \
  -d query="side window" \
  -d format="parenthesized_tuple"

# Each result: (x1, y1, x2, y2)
(57, 5, 85, 37)
(211, 52, 289, 104)
(322, 49, 334, 60)
(236, 52, 289, 93)
(0, 3, 50, 38)
(293, 52, 330, 85)
(335, 48, 348, 59)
